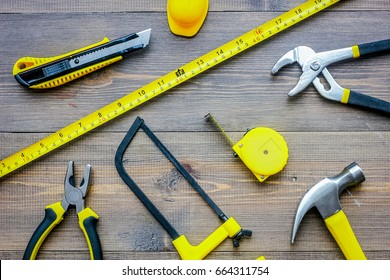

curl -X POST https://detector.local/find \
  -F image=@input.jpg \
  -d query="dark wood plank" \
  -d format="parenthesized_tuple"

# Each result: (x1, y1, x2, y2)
(2, 250, 390, 260)
(0, 131, 389, 259)
(0, 0, 389, 13)
(0, 0, 389, 261)
(0, 11, 389, 133)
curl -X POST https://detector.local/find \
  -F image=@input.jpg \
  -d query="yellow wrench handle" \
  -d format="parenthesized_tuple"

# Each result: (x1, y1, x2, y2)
(352, 39, 390, 59)
(23, 202, 65, 260)
(341, 88, 390, 116)
(324, 210, 366, 260)
(172, 217, 242, 260)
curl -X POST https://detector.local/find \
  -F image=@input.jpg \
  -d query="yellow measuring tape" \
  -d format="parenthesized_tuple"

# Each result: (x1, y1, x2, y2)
(0, 0, 340, 178)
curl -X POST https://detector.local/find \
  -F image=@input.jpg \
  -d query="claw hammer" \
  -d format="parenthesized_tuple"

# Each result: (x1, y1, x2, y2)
(292, 162, 366, 260)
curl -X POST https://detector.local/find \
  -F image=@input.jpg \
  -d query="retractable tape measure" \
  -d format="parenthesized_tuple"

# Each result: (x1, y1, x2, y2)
(0, 0, 340, 178)
(205, 113, 289, 182)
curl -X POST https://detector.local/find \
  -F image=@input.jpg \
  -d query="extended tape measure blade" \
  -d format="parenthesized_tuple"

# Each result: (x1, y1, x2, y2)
(0, 0, 340, 179)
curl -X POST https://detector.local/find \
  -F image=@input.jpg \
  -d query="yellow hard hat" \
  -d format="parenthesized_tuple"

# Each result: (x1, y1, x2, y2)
(167, 0, 209, 37)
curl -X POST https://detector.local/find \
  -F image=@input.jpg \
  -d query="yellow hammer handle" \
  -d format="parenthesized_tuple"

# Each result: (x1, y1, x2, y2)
(324, 210, 366, 260)
(172, 217, 242, 260)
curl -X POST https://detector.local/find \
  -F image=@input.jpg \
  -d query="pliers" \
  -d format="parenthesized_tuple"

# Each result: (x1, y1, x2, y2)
(23, 161, 102, 260)
(271, 39, 390, 116)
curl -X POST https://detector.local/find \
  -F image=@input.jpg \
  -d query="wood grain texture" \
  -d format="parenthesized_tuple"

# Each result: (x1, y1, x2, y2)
(1, 11, 389, 133)
(0, 131, 389, 259)
(1, 0, 389, 13)
(0, 0, 389, 260)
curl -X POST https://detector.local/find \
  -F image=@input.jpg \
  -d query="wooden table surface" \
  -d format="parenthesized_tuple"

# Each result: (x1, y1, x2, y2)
(0, 0, 389, 260)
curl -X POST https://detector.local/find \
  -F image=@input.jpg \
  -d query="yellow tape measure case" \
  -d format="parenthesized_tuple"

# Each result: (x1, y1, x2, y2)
(233, 127, 288, 182)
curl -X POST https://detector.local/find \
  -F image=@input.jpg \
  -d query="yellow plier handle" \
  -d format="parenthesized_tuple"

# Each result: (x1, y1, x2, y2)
(78, 207, 102, 260)
(23, 202, 102, 260)
(324, 210, 366, 260)
(23, 202, 65, 260)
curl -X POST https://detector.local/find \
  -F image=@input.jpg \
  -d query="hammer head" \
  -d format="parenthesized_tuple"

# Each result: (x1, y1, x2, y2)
(291, 162, 365, 243)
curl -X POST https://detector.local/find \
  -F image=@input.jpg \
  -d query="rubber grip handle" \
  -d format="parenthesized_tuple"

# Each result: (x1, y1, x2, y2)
(23, 202, 65, 260)
(324, 210, 366, 260)
(357, 39, 390, 58)
(12, 37, 123, 89)
(172, 217, 242, 260)
(346, 89, 390, 116)
(14, 56, 122, 89)
(78, 207, 102, 260)
(13, 37, 110, 76)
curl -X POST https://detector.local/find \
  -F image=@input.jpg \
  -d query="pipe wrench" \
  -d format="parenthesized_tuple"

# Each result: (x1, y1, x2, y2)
(272, 39, 390, 116)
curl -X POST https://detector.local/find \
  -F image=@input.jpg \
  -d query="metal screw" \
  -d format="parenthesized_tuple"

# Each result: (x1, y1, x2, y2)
(310, 60, 320, 71)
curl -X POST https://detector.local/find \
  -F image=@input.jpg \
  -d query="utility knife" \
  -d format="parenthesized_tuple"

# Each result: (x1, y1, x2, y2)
(13, 29, 151, 89)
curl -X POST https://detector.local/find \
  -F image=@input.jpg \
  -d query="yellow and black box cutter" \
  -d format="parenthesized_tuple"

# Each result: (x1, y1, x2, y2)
(115, 117, 254, 260)
(13, 29, 151, 89)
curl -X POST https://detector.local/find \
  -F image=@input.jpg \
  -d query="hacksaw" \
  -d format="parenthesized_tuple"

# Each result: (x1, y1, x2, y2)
(0, 0, 340, 179)
(115, 116, 253, 259)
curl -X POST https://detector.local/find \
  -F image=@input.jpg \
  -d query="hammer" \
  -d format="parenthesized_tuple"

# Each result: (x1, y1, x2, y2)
(292, 162, 366, 260)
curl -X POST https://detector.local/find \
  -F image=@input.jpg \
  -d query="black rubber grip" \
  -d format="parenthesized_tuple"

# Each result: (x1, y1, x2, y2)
(23, 207, 58, 260)
(348, 90, 390, 116)
(358, 39, 390, 58)
(83, 216, 103, 260)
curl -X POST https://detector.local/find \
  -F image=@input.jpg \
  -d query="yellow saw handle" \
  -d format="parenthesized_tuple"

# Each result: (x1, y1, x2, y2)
(324, 210, 366, 260)
(172, 217, 245, 260)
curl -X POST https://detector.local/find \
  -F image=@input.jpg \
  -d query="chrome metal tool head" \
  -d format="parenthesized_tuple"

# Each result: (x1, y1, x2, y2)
(271, 46, 320, 96)
(134, 28, 152, 48)
(272, 45, 354, 97)
(62, 161, 92, 213)
(291, 162, 365, 243)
